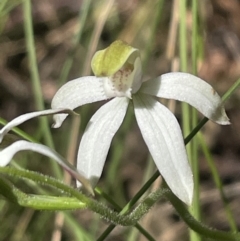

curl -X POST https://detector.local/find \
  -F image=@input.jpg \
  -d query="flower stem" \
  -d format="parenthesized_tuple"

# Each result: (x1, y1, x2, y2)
(95, 187, 156, 241)
(198, 132, 238, 231)
(222, 77, 240, 103)
(1, 167, 240, 241)
(164, 182, 240, 241)
(190, 1, 202, 240)
(0, 177, 86, 210)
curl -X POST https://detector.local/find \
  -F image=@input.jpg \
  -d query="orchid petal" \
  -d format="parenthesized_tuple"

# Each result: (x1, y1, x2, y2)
(133, 94, 193, 205)
(140, 72, 230, 125)
(51, 76, 109, 127)
(0, 140, 94, 195)
(0, 109, 75, 143)
(77, 97, 129, 187)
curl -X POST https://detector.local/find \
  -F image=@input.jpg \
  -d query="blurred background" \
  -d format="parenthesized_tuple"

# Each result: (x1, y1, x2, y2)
(0, 0, 240, 240)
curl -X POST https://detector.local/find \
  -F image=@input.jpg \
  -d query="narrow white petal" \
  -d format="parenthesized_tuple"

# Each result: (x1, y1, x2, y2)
(77, 97, 129, 187)
(51, 76, 109, 127)
(0, 140, 93, 195)
(133, 94, 193, 205)
(140, 72, 230, 125)
(0, 109, 75, 143)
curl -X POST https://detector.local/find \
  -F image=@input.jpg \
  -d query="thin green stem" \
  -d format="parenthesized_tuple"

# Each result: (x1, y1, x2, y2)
(0, 177, 86, 210)
(191, 0, 198, 75)
(179, 2, 200, 240)
(97, 171, 160, 240)
(10, 163, 92, 240)
(1, 167, 240, 240)
(23, 0, 61, 178)
(95, 188, 156, 241)
(179, 0, 191, 142)
(222, 77, 240, 102)
(190, 108, 202, 241)
(0, 118, 37, 143)
(0, 167, 165, 226)
(184, 117, 208, 145)
(179, 0, 187, 72)
(190, 1, 201, 240)
(164, 182, 240, 241)
(198, 132, 238, 231)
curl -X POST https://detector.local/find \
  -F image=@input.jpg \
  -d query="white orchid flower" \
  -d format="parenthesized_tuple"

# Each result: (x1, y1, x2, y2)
(51, 40, 229, 205)
(0, 40, 229, 205)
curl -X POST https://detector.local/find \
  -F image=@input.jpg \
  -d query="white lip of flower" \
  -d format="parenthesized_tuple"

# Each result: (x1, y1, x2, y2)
(0, 40, 230, 205)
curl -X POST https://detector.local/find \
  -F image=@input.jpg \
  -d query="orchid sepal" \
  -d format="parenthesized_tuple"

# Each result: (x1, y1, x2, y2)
(133, 93, 193, 205)
(140, 72, 230, 125)
(0, 140, 94, 195)
(0, 108, 78, 143)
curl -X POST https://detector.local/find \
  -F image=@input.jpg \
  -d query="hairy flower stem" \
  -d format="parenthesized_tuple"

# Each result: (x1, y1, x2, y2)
(1, 167, 240, 241)
(163, 182, 240, 241)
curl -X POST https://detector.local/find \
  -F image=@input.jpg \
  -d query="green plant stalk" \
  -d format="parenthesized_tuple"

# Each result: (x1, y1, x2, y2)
(179, 1, 200, 239)
(0, 167, 164, 226)
(198, 132, 238, 231)
(190, 108, 201, 241)
(163, 182, 240, 241)
(23, 0, 61, 179)
(179, 0, 187, 73)
(1, 167, 240, 241)
(191, 0, 198, 75)
(10, 163, 93, 240)
(222, 78, 240, 102)
(0, 177, 85, 210)
(97, 170, 160, 240)
(95, 188, 156, 241)
(190, 0, 201, 240)
(0, 167, 91, 205)
(179, 0, 191, 150)
(0, 118, 37, 143)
